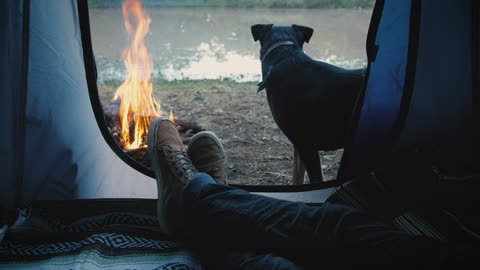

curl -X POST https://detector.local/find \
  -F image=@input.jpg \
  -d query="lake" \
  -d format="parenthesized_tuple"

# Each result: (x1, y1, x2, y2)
(89, 7, 372, 82)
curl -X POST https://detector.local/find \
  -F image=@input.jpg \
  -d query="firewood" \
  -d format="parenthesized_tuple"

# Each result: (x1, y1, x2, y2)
(124, 147, 147, 160)
(105, 110, 205, 167)
(174, 119, 205, 133)
(104, 99, 121, 129)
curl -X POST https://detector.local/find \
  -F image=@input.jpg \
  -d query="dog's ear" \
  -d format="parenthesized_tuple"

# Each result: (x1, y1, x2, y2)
(251, 24, 273, 42)
(292, 24, 314, 43)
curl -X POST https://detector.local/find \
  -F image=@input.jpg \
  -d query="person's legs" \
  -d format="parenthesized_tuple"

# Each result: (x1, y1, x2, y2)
(148, 124, 302, 269)
(181, 173, 454, 266)
(182, 131, 454, 265)
(185, 131, 304, 269)
(148, 118, 464, 267)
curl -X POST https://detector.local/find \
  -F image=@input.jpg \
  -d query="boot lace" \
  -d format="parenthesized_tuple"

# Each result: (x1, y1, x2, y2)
(167, 149, 197, 178)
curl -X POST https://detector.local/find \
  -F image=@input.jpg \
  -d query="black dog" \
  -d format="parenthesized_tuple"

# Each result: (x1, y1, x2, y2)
(251, 24, 364, 184)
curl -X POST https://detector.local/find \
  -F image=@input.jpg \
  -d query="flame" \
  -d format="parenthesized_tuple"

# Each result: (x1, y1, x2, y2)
(113, 0, 161, 149)
(169, 109, 175, 123)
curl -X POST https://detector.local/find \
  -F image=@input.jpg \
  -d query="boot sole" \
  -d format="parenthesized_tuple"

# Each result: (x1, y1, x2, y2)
(147, 117, 171, 234)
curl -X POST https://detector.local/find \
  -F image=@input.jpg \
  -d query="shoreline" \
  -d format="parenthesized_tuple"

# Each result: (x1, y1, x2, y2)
(88, 0, 374, 9)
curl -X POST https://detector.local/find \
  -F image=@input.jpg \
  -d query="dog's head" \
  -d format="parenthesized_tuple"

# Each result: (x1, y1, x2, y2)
(251, 24, 314, 56)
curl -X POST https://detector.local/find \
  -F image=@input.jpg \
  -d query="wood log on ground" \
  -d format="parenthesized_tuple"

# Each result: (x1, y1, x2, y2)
(173, 119, 205, 133)
(105, 99, 121, 129)
(118, 118, 205, 168)
(104, 99, 206, 168)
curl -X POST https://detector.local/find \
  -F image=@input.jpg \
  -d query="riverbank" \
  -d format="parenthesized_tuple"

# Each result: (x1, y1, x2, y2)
(98, 79, 343, 185)
(89, 0, 374, 9)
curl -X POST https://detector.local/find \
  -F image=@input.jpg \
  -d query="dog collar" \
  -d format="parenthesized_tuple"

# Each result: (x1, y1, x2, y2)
(260, 41, 295, 62)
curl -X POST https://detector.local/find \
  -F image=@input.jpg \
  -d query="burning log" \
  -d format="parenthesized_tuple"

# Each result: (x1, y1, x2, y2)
(106, 98, 163, 148)
(105, 99, 121, 130)
(105, 99, 126, 148)
(130, 118, 204, 167)
(173, 119, 206, 145)
(104, 102, 205, 166)
(105, 100, 204, 144)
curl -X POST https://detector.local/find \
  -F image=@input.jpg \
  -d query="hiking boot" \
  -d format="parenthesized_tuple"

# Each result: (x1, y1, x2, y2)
(187, 131, 228, 185)
(147, 117, 198, 235)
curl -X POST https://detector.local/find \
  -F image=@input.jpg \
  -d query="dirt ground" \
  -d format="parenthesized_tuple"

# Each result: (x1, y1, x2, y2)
(99, 80, 343, 185)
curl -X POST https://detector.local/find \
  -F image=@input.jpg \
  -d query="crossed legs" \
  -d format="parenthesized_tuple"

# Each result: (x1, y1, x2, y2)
(147, 118, 460, 268)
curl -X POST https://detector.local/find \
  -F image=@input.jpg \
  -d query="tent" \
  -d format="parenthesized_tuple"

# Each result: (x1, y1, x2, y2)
(339, 0, 479, 179)
(1, 0, 478, 268)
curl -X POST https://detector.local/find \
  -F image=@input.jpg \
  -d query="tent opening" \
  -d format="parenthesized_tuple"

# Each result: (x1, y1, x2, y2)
(85, 0, 374, 187)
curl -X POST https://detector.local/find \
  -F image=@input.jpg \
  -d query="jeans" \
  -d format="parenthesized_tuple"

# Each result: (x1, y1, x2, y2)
(180, 173, 462, 268)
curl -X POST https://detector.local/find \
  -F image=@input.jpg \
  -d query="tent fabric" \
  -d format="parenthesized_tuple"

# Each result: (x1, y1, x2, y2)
(23, 0, 158, 203)
(0, 0, 29, 211)
(394, 0, 474, 171)
(339, 0, 479, 179)
(475, 0, 480, 161)
(1, 0, 158, 210)
(339, 0, 412, 179)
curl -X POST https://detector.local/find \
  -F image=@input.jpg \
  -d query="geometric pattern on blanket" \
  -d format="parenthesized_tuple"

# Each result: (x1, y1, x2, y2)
(34, 212, 160, 232)
(0, 199, 202, 269)
(1, 232, 178, 256)
(0, 248, 199, 270)
(8, 209, 162, 234)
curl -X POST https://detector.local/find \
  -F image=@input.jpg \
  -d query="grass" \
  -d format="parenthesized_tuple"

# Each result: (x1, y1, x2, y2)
(98, 79, 343, 185)
(98, 79, 260, 133)
(98, 79, 257, 104)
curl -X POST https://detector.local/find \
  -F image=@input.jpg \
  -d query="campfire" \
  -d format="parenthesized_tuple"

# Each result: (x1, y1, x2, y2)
(104, 0, 204, 167)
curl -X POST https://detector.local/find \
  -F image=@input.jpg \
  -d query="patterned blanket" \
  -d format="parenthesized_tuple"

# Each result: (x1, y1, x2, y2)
(0, 199, 202, 270)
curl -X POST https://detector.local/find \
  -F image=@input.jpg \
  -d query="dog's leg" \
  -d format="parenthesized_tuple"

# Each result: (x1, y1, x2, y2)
(297, 146, 324, 183)
(292, 146, 306, 185)
(316, 151, 325, 182)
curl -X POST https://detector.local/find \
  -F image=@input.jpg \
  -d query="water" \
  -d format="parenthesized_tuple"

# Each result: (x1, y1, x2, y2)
(89, 7, 372, 83)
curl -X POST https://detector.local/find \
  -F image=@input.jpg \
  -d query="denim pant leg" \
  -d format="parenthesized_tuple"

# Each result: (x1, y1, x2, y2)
(181, 173, 452, 266)
(197, 249, 304, 270)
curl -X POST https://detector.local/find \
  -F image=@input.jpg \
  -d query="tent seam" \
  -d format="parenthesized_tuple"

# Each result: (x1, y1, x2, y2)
(14, 0, 31, 209)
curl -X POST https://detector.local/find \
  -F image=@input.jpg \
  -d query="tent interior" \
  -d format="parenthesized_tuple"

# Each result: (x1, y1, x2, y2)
(1, 0, 479, 268)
